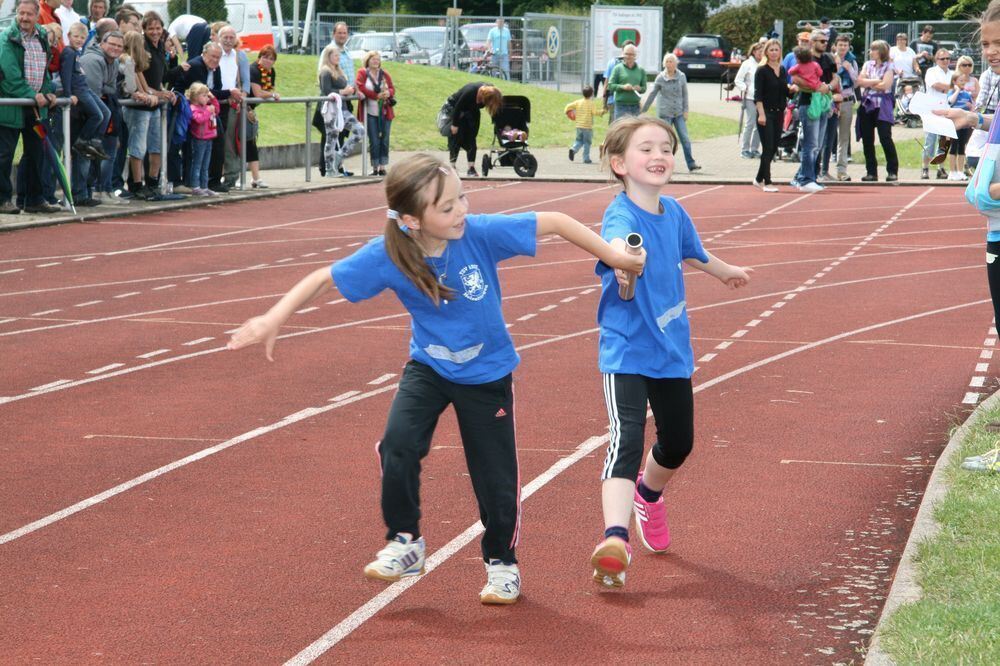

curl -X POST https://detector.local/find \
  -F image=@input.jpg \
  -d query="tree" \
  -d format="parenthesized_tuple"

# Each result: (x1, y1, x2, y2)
(168, 0, 227, 23)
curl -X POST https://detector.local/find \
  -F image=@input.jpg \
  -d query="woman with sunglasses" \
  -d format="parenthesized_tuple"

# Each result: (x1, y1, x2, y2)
(855, 40, 898, 182)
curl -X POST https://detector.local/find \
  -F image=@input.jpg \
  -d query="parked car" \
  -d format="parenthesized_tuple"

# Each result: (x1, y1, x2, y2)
(673, 33, 733, 80)
(400, 25, 471, 67)
(344, 32, 428, 65)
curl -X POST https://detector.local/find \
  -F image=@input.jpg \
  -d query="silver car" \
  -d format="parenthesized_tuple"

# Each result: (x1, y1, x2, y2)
(344, 32, 428, 65)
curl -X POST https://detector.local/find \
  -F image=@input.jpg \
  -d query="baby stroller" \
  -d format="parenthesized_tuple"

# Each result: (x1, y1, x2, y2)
(481, 95, 538, 178)
(894, 75, 923, 128)
(777, 100, 802, 162)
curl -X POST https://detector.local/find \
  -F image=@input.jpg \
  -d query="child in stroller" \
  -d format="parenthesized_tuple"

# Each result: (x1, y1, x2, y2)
(481, 95, 538, 178)
(894, 76, 923, 128)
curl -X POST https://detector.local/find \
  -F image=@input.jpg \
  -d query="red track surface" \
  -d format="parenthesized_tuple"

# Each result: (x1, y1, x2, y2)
(0, 181, 988, 663)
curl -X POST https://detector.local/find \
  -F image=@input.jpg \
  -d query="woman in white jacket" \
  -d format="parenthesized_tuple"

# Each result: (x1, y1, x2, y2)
(734, 42, 764, 159)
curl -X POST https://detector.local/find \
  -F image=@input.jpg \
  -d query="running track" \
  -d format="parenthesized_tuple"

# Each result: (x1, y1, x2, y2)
(0, 181, 988, 663)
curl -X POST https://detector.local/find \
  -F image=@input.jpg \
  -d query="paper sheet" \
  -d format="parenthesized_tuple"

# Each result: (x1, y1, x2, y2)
(907, 91, 958, 138)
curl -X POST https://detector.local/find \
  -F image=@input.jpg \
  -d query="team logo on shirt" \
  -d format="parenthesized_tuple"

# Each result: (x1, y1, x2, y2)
(460, 265, 489, 301)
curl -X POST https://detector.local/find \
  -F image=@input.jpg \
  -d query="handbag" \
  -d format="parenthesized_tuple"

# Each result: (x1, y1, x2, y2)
(436, 99, 454, 137)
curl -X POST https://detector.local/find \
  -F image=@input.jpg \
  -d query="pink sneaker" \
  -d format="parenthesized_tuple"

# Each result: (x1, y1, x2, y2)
(633, 473, 671, 552)
(590, 536, 631, 588)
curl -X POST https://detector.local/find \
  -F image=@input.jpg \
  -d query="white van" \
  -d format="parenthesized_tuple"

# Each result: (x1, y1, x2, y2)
(126, 1, 275, 51)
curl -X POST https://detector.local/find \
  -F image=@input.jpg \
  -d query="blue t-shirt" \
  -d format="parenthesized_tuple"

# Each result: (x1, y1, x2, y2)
(782, 52, 798, 83)
(487, 26, 511, 55)
(595, 193, 709, 378)
(331, 213, 537, 384)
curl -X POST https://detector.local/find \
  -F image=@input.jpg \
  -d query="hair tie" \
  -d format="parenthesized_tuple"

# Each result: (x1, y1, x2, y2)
(387, 209, 409, 233)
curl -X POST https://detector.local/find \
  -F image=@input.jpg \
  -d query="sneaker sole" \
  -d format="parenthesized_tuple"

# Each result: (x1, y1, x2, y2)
(363, 564, 425, 582)
(592, 569, 625, 588)
(590, 538, 630, 587)
(480, 591, 519, 605)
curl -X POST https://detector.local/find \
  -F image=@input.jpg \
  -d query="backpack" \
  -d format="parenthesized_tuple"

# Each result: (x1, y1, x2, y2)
(171, 93, 192, 146)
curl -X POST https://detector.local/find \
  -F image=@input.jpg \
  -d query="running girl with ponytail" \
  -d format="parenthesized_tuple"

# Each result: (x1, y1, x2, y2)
(227, 153, 646, 604)
(590, 117, 750, 588)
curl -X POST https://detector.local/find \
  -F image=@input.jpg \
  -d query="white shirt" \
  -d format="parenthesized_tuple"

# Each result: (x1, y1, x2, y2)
(889, 46, 916, 78)
(734, 57, 758, 98)
(168, 14, 204, 40)
(925, 65, 952, 103)
(55, 5, 82, 45)
(219, 47, 239, 89)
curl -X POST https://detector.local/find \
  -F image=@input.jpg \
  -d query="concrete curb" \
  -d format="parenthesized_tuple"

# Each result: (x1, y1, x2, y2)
(864, 388, 1000, 665)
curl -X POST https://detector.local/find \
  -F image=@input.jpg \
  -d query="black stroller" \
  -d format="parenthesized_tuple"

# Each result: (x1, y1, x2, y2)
(481, 95, 538, 178)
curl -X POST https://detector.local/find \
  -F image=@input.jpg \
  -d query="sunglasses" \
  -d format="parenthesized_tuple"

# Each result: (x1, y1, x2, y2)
(960, 63, 973, 67)
(937, 57, 952, 61)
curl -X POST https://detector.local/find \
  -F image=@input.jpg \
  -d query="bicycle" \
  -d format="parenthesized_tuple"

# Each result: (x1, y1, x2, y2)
(469, 52, 508, 80)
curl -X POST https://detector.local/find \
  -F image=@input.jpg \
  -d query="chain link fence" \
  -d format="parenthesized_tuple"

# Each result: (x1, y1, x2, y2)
(866, 19, 980, 69)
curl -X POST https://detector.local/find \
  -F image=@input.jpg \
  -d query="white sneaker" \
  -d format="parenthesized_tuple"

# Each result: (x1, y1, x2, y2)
(102, 191, 131, 206)
(363, 533, 426, 582)
(752, 178, 763, 190)
(800, 182, 823, 193)
(762, 185, 779, 193)
(480, 559, 521, 604)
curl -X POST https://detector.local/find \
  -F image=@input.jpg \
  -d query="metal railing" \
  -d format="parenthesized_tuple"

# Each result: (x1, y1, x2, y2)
(236, 95, 367, 191)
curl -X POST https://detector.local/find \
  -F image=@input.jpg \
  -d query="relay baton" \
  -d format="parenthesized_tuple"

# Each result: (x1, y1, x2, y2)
(618, 233, 643, 301)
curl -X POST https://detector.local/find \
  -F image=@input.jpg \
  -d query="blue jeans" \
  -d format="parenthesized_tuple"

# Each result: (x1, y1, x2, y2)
(794, 106, 827, 185)
(663, 115, 697, 170)
(491, 52, 510, 79)
(820, 113, 838, 175)
(366, 114, 391, 167)
(571, 128, 593, 162)
(91, 134, 118, 193)
(923, 132, 938, 165)
(77, 88, 110, 143)
(614, 103, 640, 121)
(191, 138, 212, 189)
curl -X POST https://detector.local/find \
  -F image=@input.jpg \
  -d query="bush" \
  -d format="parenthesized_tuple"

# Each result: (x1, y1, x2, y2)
(705, 0, 816, 53)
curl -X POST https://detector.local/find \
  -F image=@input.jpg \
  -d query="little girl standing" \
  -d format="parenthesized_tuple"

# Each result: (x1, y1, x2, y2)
(187, 83, 220, 196)
(228, 153, 645, 604)
(590, 117, 750, 588)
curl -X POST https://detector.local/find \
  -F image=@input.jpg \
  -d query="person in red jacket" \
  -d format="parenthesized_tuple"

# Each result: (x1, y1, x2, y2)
(355, 51, 395, 176)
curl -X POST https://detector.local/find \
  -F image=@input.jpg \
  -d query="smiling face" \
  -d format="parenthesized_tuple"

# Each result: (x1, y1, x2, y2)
(611, 123, 675, 190)
(367, 52, 381, 70)
(144, 19, 163, 46)
(15, 1, 37, 33)
(622, 45, 637, 66)
(404, 171, 469, 248)
(219, 27, 238, 51)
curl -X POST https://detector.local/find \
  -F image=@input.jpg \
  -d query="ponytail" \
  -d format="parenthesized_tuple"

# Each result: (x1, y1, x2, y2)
(383, 154, 457, 305)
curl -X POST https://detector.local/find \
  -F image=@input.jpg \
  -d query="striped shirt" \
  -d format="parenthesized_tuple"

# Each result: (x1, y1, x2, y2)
(22, 28, 46, 92)
(564, 97, 604, 129)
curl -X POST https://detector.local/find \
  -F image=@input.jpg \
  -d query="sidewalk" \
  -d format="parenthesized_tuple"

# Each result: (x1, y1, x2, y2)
(0, 83, 964, 233)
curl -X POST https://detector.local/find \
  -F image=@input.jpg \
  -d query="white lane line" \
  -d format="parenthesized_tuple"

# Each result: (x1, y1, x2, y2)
(715, 341, 733, 350)
(113, 292, 141, 299)
(302, 253, 318, 258)
(31, 309, 61, 316)
(517, 313, 536, 321)
(83, 434, 218, 442)
(75, 300, 102, 307)
(348, 242, 362, 247)
(137, 349, 170, 359)
(182, 337, 214, 346)
(0, 384, 400, 546)
(368, 374, 396, 385)
(187, 277, 211, 283)
(72, 256, 95, 262)
(963, 392, 983, 404)
(276, 258, 295, 263)
(731, 330, 747, 338)
(746, 320, 761, 327)
(761, 311, 773, 318)
(0, 269, 24, 274)
(977, 363, 990, 373)
(295, 307, 319, 314)
(539, 304, 558, 312)
(970, 376, 986, 388)
(560, 296, 577, 303)
(580, 288, 596, 295)
(30, 379, 72, 391)
(152, 284, 176, 291)
(982, 350, 994, 359)
(698, 353, 717, 362)
(0, 318, 16, 324)
(779, 459, 934, 468)
(329, 390, 361, 402)
(327, 299, 346, 306)
(86, 363, 125, 375)
(36, 262, 62, 268)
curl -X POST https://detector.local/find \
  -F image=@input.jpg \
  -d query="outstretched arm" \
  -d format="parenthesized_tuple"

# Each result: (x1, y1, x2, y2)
(684, 251, 750, 289)
(535, 212, 645, 274)
(227, 267, 335, 360)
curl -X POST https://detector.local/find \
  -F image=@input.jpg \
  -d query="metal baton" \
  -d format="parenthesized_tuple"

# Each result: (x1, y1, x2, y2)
(618, 232, 643, 301)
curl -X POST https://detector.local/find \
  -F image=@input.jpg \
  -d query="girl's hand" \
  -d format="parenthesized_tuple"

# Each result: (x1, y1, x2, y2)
(227, 314, 281, 361)
(757, 114, 766, 126)
(450, 125, 458, 135)
(721, 266, 751, 289)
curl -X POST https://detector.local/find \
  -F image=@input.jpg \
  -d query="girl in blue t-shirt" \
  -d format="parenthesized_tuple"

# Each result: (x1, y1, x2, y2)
(590, 117, 750, 588)
(228, 153, 645, 605)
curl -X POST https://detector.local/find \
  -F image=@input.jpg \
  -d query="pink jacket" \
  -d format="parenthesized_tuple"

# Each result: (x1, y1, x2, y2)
(189, 97, 221, 140)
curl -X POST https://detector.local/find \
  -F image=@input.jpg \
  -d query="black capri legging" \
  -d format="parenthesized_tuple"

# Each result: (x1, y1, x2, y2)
(987, 240, 1000, 328)
(755, 108, 783, 185)
(951, 127, 972, 155)
(858, 105, 898, 177)
(601, 373, 694, 481)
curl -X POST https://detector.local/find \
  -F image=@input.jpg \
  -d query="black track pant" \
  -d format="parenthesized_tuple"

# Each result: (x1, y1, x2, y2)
(378, 360, 520, 563)
(755, 109, 783, 185)
(858, 106, 898, 177)
(601, 373, 694, 481)
(987, 241, 1000, 329)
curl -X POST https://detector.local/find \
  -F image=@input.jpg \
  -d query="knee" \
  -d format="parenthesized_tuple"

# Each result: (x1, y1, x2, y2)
(650, 437, 693, 470)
